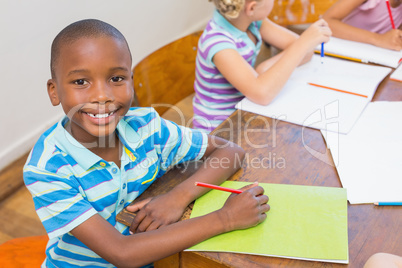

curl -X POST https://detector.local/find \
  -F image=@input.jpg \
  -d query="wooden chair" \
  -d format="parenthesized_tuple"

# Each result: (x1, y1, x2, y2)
(0, 235, 48, 267)
(132, 31, 202, 127)
(269, 0, 337, 26)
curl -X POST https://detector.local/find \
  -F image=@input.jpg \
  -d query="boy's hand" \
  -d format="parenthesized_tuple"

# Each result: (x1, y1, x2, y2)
(217, 183, 270, 232)
(127, 193, 188, 234)
(376, 29, 402, 51)
(126, 198, 152, 214)
(299, 19, 332, 51)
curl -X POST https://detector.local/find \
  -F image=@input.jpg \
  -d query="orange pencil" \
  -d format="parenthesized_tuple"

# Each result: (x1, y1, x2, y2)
(314, 50, 363, 63)
(307, 83, 368, 98)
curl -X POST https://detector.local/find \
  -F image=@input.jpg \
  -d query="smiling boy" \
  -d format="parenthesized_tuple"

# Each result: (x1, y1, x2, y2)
(23, 19, 269, 267)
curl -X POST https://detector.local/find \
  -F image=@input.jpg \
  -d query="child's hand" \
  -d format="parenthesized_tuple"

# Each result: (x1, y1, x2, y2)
(376, 29, 402, 51)
(127, 193, 188, 234)
(298, 19, 332, 51)
(217, 183, 270, 232)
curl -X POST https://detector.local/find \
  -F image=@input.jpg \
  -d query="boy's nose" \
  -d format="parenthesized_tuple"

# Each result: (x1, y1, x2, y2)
(92, 82, 114, 103)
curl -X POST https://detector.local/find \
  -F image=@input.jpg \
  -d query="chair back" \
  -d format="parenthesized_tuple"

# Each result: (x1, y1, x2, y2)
(269, 0, 337, 26)
(132, 31, 202, 116)
(0, 235, 48, 267)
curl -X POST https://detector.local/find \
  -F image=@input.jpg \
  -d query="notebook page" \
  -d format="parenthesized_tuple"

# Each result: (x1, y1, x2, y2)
(291, 55, 391, 99)
(390, 63, 402, 82)
(187, 182, 348, 264)
(322, 102, 402, 204)
(316, 37, 402, 68)
(236, 55, 391, 134)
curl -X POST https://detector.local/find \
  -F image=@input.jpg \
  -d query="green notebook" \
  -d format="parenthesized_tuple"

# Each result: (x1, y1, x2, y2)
(187, 181, 349, 264)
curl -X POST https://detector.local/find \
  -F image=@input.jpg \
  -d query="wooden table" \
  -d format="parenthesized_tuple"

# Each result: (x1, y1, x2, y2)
(159, 74, 401, 267)
(117, 73, 402, 267)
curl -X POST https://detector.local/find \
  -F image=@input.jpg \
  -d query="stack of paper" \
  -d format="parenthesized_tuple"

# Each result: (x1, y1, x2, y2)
(187, 181, 349, 264)
(390, 63, 402, 82)
(322, 102, 402, 204)
(236, 55, 391, 133)
(316, 37, 402, 68)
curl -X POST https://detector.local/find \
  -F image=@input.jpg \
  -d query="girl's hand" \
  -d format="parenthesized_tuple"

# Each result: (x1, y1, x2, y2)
(217, 183, 270, 232)
(298, 19, 332, 51)
(375, 29, 402, 51)
(127, 193, 188, 233)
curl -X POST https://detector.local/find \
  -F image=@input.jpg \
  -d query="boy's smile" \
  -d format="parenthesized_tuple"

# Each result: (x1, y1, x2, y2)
(47, 36, 134, 145)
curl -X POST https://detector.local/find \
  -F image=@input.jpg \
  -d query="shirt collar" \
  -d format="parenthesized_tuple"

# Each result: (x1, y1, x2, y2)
(54, 116, 142, 171)
(54, 117, 102, 171)
(116, 118, 142, 158)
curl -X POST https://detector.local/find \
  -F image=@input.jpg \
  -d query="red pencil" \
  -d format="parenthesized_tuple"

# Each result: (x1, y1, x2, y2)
(386, 0, 396, 29)
(195, 182, 243, 194)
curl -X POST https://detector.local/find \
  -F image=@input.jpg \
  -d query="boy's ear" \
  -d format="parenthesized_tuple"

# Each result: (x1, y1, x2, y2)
(245, 1, 258, 16)
(47, 79, 60, 106)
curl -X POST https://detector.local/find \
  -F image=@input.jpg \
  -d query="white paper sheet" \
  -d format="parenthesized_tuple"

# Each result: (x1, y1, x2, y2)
(236, 55, 391, 134)
(316, 37, 402, 68)
(390, 63, 402, 82)
(322, 102, 402, 204)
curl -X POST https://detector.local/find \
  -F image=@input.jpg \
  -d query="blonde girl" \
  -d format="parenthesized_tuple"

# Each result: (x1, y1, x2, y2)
(193, 0, 331, 132)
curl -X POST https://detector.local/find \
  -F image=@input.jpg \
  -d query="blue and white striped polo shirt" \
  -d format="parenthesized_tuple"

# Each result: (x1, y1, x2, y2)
(23, 107, 207, 267)
(193, 9, 263, 132)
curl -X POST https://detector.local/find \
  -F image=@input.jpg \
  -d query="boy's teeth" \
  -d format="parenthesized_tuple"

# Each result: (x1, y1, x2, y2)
(87, 111, 114, 118)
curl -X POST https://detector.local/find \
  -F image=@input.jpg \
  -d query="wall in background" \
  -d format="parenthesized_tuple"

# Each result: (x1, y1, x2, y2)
(0, 0, 213, 170)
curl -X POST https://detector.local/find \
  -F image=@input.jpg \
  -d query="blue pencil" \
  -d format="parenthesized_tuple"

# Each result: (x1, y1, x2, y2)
(374, 202, 402, 206)
(320, 42, 324, 64)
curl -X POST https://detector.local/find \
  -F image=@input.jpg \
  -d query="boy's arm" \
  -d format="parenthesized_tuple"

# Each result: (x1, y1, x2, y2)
(127, 135, 245, 233)
(71, 176, 268, 268)
(323, 0, 402, 50)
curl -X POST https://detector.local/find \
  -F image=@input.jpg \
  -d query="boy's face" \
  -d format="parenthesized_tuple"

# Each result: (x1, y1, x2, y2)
(47, 36, 134, 143)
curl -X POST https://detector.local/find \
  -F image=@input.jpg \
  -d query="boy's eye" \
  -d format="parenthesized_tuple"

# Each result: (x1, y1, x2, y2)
(111, 76, 124, 82)
(74, 79, 88, 86)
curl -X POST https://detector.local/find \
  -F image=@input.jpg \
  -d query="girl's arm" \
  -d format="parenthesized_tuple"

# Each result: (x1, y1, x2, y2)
(255, 19, 313, 73)
(260, 18, 299, 50)
(323, 0, 402, 50)
(213, 19, 331, 105)
(364, 253, 402, 268)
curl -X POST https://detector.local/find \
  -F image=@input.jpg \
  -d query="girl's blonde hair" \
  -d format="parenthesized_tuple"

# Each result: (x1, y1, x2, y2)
(209, 0, 246, 19)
